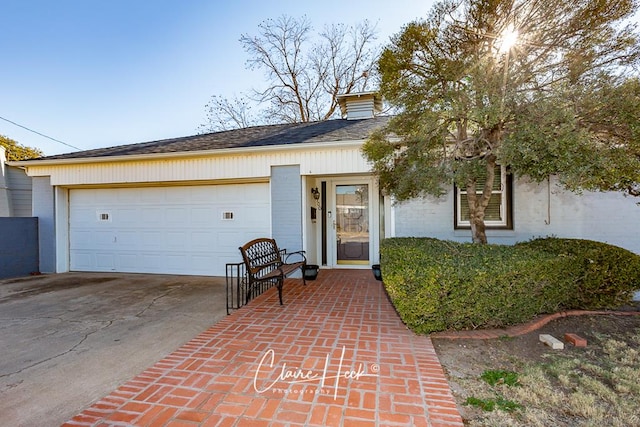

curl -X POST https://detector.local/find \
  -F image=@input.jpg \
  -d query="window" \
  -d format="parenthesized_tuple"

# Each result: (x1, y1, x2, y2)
(96, 211, 112, 222)
(454, 165, 512, 229)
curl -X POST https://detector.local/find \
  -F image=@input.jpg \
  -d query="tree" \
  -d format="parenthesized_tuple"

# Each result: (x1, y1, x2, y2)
(200, 95, 257, 132)
(362, 0, 640, 243)
(0, 135, 43, 160)
(200, 15, 379, 133)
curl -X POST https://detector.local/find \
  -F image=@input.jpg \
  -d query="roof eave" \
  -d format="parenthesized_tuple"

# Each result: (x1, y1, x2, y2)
(8, 139, 368, 167)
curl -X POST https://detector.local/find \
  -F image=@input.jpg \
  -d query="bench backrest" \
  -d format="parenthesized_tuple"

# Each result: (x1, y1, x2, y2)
(239, 238, 284, 278)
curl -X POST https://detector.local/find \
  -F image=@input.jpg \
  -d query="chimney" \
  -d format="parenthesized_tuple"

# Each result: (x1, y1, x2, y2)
(337, 92, 382, 120)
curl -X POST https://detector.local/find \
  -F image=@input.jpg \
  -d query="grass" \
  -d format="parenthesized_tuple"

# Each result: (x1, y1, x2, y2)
(459, 329, 640, 426)
(465, 370, 523, 414)
(480, 370, 521, 387)
(466, 396, 523, 412)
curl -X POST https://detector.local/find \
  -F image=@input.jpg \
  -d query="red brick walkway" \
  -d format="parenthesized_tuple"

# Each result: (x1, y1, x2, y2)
(62, 270, 463, 426)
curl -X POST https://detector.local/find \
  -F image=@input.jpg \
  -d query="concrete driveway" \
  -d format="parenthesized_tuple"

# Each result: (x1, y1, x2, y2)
(0, 272, 227, 427)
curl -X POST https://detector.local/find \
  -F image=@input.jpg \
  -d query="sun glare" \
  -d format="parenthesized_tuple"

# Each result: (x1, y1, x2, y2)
(499, 25, 519, 53)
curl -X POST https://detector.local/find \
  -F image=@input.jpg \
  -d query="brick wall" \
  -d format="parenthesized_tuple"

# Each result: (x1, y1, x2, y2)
(270, 165, 303, 269)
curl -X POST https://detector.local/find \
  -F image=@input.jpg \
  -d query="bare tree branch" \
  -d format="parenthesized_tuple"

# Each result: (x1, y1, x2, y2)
(198, 95, 259, 133)
(201, 15, 380, 131)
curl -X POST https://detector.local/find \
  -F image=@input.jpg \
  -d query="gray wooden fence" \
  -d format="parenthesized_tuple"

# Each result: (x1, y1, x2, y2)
(0, 217, 39, 279)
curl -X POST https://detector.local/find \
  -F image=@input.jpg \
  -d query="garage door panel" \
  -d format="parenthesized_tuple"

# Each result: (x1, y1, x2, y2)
(116, 231, 139, 246)
(141, 231, 163, 247)
(191, 207, 214, 225)
(70, 230, 115, 249)
(139, 208, 165, 226)
(216, 231, 261, 252)
(95, 253, 116, 269)
(242, 184, 270, 201)
(141, 253, 175, 271)
(70, 208, 97, 225)
(215, 186, 241, 201)
(69, 189, 99, 204)
(191, 232, 214, 249)
(138, 188, 165, 203)
(189, 186, 215, 201)
(190, 254, 216, 270)
(70, 252, 93, 269)
(248, 208, 271, 226)
(94, 231, 117, 246)
(116, 253, 139, 270)
(116, 208, 140, 224)
(167, 232, 188, 248)
(69, 184, 270, 276)
(165, 254, 188, 268)
(166, 208, 188, 224)
(69, 231, 93, 249)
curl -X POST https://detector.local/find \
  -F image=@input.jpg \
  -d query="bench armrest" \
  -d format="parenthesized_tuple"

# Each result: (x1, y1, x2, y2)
(284, 250, 306, 264)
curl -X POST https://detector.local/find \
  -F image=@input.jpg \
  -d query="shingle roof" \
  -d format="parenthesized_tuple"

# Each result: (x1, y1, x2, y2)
(38, 116, 391, 161)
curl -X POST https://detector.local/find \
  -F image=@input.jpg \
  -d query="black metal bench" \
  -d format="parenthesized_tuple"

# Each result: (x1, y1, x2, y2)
(239, 238, 307, 305)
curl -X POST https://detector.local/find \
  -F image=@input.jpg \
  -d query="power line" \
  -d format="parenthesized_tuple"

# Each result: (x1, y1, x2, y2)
(0, 115, 81, 151)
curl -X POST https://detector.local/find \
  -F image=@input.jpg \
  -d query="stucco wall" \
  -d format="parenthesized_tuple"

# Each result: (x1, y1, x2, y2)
(393, 176, 640, 254)
(0, 217, 39, 279)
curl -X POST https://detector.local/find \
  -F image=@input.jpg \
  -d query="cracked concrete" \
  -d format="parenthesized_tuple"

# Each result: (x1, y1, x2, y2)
(0, 272, 227, 427)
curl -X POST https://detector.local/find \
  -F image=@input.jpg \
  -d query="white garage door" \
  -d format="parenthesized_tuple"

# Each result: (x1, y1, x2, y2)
(69, 184, 270, 276)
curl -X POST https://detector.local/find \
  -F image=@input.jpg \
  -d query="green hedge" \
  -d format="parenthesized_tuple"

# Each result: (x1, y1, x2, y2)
(515, 238, 640, 308)
(380, 237, 640, 334)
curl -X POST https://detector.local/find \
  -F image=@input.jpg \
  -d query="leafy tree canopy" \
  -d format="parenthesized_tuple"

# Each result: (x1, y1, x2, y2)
(0, 134, 43, 161)
(363, 0, 640, 243)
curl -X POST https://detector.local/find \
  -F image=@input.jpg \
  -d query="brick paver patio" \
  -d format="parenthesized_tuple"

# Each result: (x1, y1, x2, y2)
(62, 269, 463, 426)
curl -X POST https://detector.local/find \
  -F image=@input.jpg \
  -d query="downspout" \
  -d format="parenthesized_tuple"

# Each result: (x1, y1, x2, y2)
(0, 146, 12, 216)
(544, 177, 551, 225)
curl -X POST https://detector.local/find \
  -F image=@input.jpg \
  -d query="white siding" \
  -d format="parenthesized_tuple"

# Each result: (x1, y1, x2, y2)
(6, 166, 32, 217)
(23, 144, 371, 186)
(393, 176, 640, 254)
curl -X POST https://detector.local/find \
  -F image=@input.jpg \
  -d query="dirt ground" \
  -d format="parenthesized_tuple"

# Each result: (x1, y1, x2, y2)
(432, 302, 640, 424)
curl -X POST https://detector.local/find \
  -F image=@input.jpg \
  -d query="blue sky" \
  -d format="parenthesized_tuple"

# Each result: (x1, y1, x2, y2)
(1, 0, 434, 155)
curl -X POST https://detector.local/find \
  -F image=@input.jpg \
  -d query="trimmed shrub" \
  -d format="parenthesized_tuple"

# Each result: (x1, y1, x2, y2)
(515, 238, 640, 309)
(381, 237, 640, 334)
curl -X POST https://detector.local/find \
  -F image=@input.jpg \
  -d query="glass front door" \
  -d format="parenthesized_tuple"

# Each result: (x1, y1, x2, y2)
(335, 184, 369, 265)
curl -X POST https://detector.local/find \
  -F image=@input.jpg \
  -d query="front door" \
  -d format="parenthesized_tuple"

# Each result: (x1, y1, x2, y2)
(333, 182, 370, 266)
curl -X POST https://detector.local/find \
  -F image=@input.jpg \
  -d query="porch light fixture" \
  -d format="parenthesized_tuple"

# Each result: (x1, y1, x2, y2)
(311, 187, 322, 211)
(311, 187, 320, 200)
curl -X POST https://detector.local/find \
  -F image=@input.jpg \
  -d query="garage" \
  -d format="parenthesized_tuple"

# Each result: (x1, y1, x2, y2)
(69, 183, 270, 276)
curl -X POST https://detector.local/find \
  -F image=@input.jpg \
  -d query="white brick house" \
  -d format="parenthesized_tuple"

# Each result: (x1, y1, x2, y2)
(10, 93, 640, 276)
